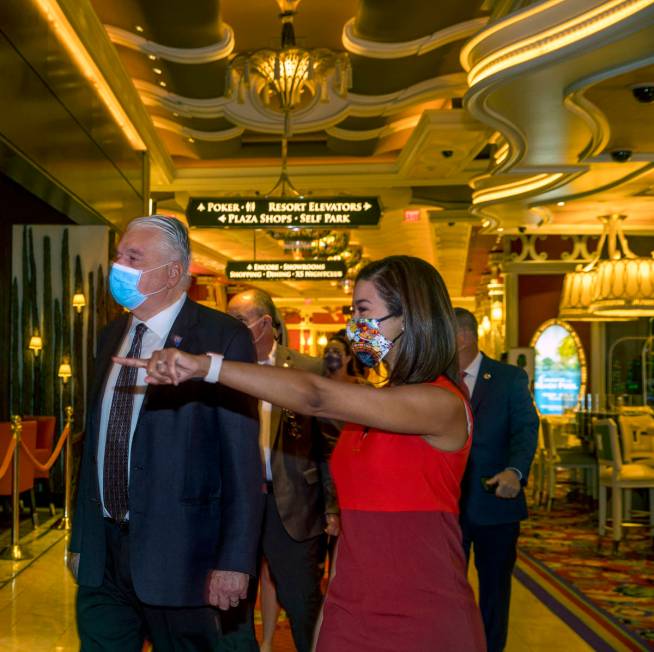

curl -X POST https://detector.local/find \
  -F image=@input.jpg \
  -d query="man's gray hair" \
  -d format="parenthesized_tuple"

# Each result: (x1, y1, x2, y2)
(127, 215, 191, 273)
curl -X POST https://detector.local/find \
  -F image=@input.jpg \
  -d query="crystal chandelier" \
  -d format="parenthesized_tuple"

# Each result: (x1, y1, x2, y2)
(559, 214, 654, 320)
(225, 0, 351, 196)
(226, 1, 351, 116)
(267, 229, 350, 259)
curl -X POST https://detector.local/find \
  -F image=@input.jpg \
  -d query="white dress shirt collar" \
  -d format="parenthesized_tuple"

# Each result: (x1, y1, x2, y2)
(464, 351, 483, 380)
(463, 351, 483, 396)
(258, 341, 277, 366)
(132, 292, 187, 340)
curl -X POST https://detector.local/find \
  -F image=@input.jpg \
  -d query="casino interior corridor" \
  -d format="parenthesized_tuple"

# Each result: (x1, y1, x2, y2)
(3, 0, 654, 649)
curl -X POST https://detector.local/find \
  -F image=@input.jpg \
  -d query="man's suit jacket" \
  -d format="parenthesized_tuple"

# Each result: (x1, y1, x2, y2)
(269, 344, 337, 541)
(460, 353, 539, 527)
(70, 298, 264, 607)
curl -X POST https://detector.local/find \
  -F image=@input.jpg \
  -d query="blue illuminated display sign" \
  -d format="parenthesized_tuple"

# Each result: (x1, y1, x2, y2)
(530, 320, 587, 415)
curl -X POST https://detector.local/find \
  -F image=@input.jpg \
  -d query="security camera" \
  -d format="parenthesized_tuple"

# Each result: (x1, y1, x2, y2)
(610, 149, 632, 163)
(441, 150, 454, 158)
(631, 84, 654, 104)
(517, 226, 527, 234)
(447, 221, 456, 227)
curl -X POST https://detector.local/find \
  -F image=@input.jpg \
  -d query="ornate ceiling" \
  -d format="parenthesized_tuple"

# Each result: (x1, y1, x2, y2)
(80, 0, 495, 300)
(3, 0, 654, 304)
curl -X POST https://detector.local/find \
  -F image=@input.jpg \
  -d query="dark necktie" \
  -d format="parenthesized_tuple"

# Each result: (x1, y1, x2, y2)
(103, 322, 147, 522)
(459, 370, 471, 401)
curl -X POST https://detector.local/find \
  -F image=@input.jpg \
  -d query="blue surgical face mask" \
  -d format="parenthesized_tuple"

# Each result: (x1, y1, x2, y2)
(109, 262, 170, 311)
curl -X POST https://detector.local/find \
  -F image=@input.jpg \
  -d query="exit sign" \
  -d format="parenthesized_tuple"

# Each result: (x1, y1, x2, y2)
(403, 209, 421, 223)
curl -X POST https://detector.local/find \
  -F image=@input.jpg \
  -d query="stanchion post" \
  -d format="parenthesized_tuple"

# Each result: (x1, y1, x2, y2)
(58, 406, 74, 531)
(1, 416, 32, 560)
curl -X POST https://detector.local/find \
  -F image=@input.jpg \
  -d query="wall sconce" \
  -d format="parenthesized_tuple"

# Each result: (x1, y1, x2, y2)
(491, 300, 504, 322)
(29, 334, 43, 356)
(480, 315, 491, 334)
(72, 293, 86, 313)
(58, 362, 72, 384)
(317, 334, 328, 348)
(487, 276, 504, 323)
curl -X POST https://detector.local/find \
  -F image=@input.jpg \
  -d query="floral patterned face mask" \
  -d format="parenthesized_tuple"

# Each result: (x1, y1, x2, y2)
(345, 314, 402, 367)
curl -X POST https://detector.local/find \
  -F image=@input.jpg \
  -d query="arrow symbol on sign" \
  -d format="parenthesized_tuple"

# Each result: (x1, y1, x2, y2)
(197, 202, 206, 212)
(247, 264, 253, 270)
(218, 215, 226, 223)
(364, 202, 371, 210)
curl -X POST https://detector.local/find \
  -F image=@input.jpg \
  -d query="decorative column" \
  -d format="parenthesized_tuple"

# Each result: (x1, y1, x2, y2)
(590, 322, 606, 397)
(503, 272, 519, 350)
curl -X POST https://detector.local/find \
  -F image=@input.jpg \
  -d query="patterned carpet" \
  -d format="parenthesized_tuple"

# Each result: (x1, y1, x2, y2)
(518, 492, 654, 650)
(253, 610, 295, 652)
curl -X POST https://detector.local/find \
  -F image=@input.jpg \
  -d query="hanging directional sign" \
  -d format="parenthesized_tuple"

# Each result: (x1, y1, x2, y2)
(226, 260, 347, 281)
(186, 197, 381, 228)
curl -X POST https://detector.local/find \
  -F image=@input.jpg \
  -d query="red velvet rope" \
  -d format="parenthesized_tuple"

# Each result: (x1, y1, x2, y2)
(19, 424, 71, 473)
(0, 438, 17, 480)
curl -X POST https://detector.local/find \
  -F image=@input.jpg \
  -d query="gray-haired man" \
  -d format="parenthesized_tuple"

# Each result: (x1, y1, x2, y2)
(70, 215, 263, 650)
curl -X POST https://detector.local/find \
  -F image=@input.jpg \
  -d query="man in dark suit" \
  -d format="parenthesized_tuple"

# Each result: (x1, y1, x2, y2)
(224, 289, 338, 652)
(69, 216, 263, 650)
(455, 307, 539, 652)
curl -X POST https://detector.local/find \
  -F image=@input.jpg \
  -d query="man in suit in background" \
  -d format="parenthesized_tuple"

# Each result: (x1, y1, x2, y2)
(69, 215, 263, 650)
(224, 288, 338, 652)
(455, 307, 539, 652)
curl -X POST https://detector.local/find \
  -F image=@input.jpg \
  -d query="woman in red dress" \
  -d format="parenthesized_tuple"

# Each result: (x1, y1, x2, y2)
(117, 255, 486, 652)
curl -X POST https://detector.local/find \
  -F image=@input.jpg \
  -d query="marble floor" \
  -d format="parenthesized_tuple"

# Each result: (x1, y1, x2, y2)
(0, 533, 593, 652)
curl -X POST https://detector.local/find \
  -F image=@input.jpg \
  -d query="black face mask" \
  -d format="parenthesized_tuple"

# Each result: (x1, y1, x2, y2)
(324, 352, 344, 372)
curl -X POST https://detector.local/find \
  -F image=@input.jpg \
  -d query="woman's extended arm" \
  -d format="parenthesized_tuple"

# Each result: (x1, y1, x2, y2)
(114, 349, 468, 448)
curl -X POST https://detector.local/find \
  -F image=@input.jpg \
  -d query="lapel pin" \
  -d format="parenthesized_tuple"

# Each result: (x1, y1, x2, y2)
(483, 372, 492, 380)
(172, 334, 183, 348)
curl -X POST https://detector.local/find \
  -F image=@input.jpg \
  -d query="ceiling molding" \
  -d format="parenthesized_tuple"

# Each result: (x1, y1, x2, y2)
(325, 115, 421, 141)
(461, 0, 654, 87)
(152, 116, 244, 141)
(563, 90, 610, 160)
(396, 110, 491, 180)
(530, 162, 654, 204)
(342, 16, 488, 59)
(135, 73, 467, 136)
(105, 24, 235, 63)
(461, 0, 654, 227)
(471, 168, 586, 206)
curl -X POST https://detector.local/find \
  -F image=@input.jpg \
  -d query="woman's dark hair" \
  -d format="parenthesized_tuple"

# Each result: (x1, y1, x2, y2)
(327, 331, 365, 378)
(355, 255, 459, 386)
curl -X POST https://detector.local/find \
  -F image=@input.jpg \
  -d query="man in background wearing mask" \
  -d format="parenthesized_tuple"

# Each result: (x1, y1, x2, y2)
(454, 307, 539, 652)
(69, 216, 263, 650)
(223, 288, 339, 652)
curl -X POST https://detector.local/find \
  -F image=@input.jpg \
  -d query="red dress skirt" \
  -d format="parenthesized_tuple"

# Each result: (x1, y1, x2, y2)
(315, 377, 485, 652)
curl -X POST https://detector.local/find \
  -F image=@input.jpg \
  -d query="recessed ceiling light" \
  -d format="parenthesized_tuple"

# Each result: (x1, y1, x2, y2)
(148, 54, 156, 61)
(159, 81, 166, 88)
(188, 137, 195, 143)
(153, 68, 162, 75)
(173, 112, 179, 117)
(497, 227, 504, 233)
(135, 25, 144, 33)
(557, 201, 566, 206)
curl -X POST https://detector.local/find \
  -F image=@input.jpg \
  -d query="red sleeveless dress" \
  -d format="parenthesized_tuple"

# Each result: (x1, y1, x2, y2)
(316, 376, 485, 652)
